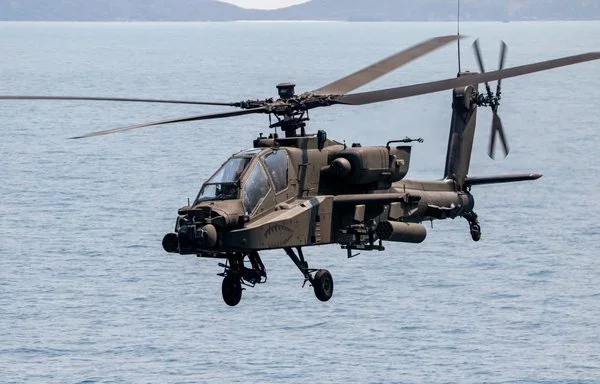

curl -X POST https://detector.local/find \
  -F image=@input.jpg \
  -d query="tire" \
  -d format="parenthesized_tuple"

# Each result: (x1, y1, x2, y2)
(222, 275, 242, 306)
(470, 225, 481, 242)
(313, 269, 334, 302)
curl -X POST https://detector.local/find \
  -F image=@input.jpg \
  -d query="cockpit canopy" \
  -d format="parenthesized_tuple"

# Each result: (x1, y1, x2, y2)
(195, 148, 289, 215)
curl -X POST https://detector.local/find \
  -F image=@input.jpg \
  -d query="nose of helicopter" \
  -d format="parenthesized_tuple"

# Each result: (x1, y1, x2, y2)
(163, 223, 218, 253)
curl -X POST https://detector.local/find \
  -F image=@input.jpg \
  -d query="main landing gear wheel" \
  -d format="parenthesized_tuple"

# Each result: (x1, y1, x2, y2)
(217, 252, 267, 306)
(313, 269, 334, 302)
(284, 247, 334, 302)
(222, 275, 242, 306)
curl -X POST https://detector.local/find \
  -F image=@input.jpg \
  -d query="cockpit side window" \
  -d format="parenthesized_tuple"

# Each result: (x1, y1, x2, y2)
(263, 150, 288, 193)
(243, 162, 270, 215)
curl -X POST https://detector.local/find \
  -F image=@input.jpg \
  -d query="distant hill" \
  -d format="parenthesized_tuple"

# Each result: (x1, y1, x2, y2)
(2, 0, 600, 21)
(0, 0, 260, 21)
(265, 0, 600, 21)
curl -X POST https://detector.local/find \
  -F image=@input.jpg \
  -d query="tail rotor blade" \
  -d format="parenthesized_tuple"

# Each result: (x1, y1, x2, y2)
(473, 39, 486, 73)
(488, 115, 497, 159)
(473, 39, 494, 99)
(488, 113, 509, 159)
(495, 113, 510, 158)
(497, 41, 508, 99)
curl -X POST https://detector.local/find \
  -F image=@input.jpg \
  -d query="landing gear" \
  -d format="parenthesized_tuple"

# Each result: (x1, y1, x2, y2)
(313, 269, 334, 302)
(464, 211, 481, 242)
(218, 251, 267, 306)
(216, 248, 333, 305)
(285, 247, 334, 302)
(222, 274, 242, 306)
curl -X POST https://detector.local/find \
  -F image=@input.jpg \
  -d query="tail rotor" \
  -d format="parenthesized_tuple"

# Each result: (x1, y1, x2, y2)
(473, 39, 509, 159)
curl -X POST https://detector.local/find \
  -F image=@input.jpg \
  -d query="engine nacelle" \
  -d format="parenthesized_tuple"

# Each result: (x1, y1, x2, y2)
(328, 146, 411, 185)
(375, 221, 426, 243)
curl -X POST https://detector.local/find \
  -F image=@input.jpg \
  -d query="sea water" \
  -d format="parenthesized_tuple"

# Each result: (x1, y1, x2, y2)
(1, 21, 599, 383)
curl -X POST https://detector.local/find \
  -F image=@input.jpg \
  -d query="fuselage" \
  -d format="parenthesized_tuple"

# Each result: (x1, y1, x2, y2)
(164, 134, 473, 256)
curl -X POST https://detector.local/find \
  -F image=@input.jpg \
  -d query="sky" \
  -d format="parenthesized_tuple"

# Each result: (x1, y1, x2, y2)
(220, 0, 310, 9)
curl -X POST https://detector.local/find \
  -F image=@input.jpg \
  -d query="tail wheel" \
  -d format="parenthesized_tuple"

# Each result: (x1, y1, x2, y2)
(313, 269, 334, 302)
(470, 225, 481, 241)
(222, 275, 242, 306)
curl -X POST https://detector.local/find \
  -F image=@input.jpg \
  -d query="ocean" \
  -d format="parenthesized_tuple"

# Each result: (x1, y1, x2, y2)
(1, 21, 599, 383)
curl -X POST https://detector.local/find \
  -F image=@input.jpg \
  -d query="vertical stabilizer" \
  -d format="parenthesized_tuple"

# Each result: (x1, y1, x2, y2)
(444, 74, 478, 189)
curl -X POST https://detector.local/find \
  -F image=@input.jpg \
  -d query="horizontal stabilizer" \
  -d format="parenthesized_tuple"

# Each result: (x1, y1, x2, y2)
(465, 173, 542, 186)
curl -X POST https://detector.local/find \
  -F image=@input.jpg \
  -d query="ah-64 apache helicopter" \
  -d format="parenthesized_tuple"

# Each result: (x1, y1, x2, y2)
(3, 35, 599, 306)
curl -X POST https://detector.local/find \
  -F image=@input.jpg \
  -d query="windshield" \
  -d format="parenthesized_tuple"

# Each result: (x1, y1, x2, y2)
(196, 183, 239, 201)
(208, 157, 251, 184)
(195, 157, 251, 202)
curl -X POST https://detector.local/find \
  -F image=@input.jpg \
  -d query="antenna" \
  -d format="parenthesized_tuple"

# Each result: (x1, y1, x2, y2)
(457, 0, 462, 74)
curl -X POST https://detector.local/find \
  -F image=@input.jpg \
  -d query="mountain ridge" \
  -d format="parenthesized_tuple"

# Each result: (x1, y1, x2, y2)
(2, 0, 600, 21)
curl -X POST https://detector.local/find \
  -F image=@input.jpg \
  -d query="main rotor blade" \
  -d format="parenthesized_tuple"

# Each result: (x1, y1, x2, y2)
(312, 35, 462, 96)
(337, 52, 600, 105)
(0, 95, 237, 107)
(69, 107, 267, 139)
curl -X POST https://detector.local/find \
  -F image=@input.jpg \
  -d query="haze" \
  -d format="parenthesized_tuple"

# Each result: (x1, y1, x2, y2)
(221, 0, 309, 9)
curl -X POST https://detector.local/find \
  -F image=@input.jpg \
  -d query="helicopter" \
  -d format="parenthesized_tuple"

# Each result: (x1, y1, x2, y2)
(2, 35, 599, 306)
